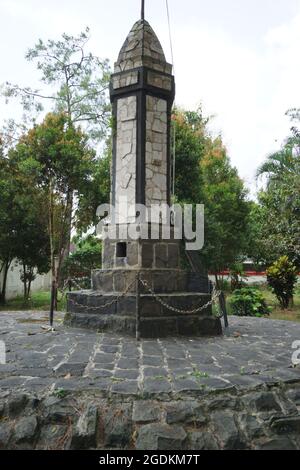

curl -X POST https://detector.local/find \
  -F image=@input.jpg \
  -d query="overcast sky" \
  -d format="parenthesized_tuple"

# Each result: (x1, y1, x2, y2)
(1, 0, 300, 193)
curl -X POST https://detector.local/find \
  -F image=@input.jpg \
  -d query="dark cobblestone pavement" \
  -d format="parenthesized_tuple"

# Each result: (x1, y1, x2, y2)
(0, 311, 299, 397)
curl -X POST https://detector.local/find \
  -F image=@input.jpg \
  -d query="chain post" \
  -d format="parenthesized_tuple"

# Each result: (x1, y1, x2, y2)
(49, 280, 56, 328)
(136, 272, 141, 341)
(219, 291, 229, 328)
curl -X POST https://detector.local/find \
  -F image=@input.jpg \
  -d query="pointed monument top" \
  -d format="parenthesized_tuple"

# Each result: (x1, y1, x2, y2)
(114, 19, 172, 74)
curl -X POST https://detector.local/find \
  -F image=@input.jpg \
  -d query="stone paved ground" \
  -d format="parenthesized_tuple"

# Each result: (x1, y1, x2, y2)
(0, 311, 299, 397)
(1, 311, 300, 450)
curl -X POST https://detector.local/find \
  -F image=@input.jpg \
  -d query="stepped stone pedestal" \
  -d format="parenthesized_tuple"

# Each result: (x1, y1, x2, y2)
(65, 18, 222, 338)
(66, 225, 222, 337)
(65, 268, 222, 338)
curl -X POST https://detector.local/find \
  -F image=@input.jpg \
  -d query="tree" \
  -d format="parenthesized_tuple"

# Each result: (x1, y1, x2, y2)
(0, 157, 18, 304)
(256, 127, 300, 267)
(173, 108, 250, 283)
(172, 108, 206, 203)
(0, 154, 49, 303)
(62, 235, 102, 285)
(2, 28, 111, 254)
(266, 256, 298, 309)
(199, 137, 250, 283)
(245, 201, 273, 268)
(2, 28, 111, 139)
(14, 192, 50, 300)
(10, 113, 97, 317)
(75, 142, 111, 234)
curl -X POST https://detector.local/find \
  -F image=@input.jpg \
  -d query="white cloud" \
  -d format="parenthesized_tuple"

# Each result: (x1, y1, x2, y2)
(0, 0, 87, 34)
(0, 0, 299, 195)
(168, 10, 300, 191)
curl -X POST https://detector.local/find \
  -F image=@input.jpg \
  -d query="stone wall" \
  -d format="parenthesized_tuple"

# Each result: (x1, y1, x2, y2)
(1, 383, 300, 450)
(0, 261, 51, 300)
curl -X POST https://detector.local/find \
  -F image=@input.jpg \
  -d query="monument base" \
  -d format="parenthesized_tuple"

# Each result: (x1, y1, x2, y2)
(65, 269, 222, 338)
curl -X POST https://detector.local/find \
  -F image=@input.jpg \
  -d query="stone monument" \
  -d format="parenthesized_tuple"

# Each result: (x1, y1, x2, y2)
(65, 10, 222, 338)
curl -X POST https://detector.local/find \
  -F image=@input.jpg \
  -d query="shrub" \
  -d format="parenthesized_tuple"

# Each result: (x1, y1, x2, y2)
(266, 256, 298, 309)
(230, 287, 271, 317)
(217, 277, 230, 292)
(229, 262, 247, 291)
(62, 235, 102, 286)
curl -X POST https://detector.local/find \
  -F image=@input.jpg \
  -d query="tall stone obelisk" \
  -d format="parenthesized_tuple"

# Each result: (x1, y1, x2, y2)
(101, 16, 178, 270)
(66, 11, 222, 338)
(111, 17, 175, 211)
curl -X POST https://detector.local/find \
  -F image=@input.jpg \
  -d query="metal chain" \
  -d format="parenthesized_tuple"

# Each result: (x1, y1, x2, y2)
(58, 277, 89, 300)
(140, 278, 221, 315)
(63, 276, 225, 318)
(68, 278, 137, 311)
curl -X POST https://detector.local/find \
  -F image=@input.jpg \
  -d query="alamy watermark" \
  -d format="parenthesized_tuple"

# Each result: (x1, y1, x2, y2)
(96, 199, 205, 250)
(292, 340, 300, 366)
(0, 341, 6, 365)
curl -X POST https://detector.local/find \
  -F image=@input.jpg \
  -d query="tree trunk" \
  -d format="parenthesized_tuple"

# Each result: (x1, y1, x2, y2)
(214, 274, 220, 290)
(28, 278, 32, 299)
(65, 189, 73, 258)
(0, 261, 10, 305)
(22, 263, 27, 300)
(59, 188, 73, 283)
(49, 178, 57, 325)
(27, 267, 34, 300)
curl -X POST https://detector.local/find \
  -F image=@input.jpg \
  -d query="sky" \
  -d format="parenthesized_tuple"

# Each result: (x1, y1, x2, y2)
(0, 0, 300, 194)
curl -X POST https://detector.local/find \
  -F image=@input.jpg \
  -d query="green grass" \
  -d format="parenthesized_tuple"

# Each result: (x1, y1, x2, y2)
(0, 290, 67, 312)
(225, 284, 300, 323)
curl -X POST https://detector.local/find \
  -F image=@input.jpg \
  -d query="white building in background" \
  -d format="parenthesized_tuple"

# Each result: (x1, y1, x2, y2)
(0, 260, 51, 300)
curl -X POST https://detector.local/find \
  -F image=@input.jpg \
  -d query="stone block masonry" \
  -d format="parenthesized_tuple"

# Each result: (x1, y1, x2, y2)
(1, 378, 300, 450)
(115, 96, 137, 222)
(1, 311, 300, 449)
(146, 95, 168, 205)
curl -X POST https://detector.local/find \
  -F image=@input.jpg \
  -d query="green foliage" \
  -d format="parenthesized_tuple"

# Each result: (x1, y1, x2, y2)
(173, 108, 251, 275)
(11, 113, 95, 190)
(229, 262, 247, 291)
(8, 112, 101, 304)
(0, 290, 66, 312)
(255, 124, 300, 267)
(173, 108, 206, 203)
(75, 143, 111, 233)
(266, 256, 298, 309)
(199, 138, 250, 274)
(245, 201, 269, 267)
(216, 278, 231, 292)
(0, 154, 49, 302)
(52, 389, 67, 399)
(1, 28, 112, 281)
(230, 287, 271, 317)
(62, 235, 102, 280)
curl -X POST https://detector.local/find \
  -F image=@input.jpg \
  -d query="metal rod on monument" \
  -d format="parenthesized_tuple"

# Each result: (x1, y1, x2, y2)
(141, 0, 145, 20)
(136, 272, 141, 341)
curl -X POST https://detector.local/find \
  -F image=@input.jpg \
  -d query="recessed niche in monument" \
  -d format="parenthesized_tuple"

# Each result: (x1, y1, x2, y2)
(116, 242, 127, 258)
